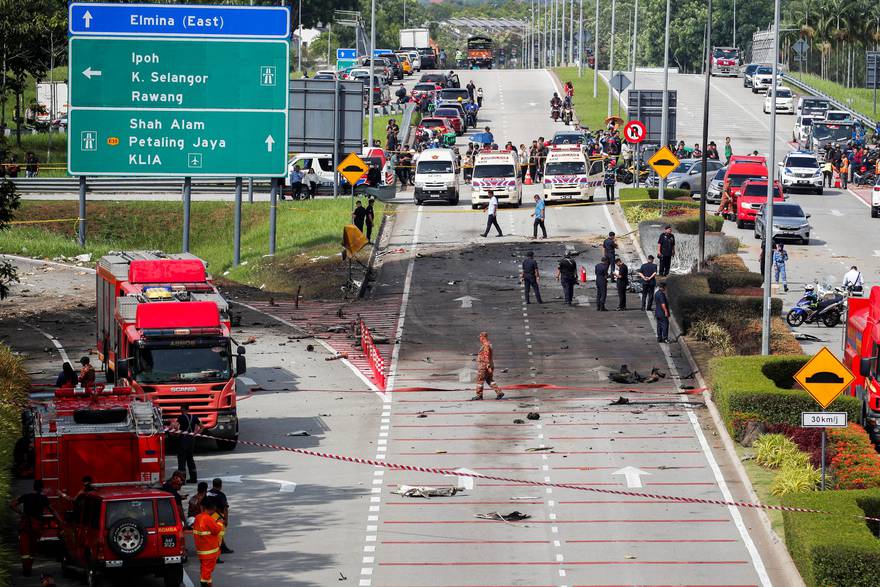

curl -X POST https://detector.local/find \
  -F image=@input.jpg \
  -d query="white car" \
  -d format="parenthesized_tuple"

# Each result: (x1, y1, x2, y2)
(763, 87, 794, 114)
(777, 151, 823, 195)
(872, 178, 880, 218)
(793, 114, 815, 145)
(824, 109, 851, 122)
(751, 68, 781, 93)
(407, 50, 422, 72)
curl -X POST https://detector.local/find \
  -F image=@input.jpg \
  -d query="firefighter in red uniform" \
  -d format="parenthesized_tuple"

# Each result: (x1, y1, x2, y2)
(193, 496, 225, 586)
(9, 480, 54, 576)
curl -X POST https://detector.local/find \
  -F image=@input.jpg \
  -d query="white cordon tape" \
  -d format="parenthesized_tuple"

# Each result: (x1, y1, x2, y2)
(169, 429, 878, 523)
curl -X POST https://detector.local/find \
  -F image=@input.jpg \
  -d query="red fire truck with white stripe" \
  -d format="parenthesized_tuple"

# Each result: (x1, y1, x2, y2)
(711, 46, 740, 77)
(844, 286, 880, 441)
(96, 252, 245, 449)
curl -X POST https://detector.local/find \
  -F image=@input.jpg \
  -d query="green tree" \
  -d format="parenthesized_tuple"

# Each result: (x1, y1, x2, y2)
(0, 178, 19, 299)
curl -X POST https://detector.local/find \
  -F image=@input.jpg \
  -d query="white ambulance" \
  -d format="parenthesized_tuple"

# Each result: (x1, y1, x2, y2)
(541, 145, 604, 202)
(470, 150, 522, 209)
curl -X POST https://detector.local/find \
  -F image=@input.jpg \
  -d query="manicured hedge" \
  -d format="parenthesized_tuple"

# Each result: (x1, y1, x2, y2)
(782, 489, 880, 587)
(828, 424, 880, 489)
(710, 355, 861, 431)
(0, 344, 30, 584)
(666, 272, 783, 332)
(618, 187, 691, 201)
(664, 215, 725, 234)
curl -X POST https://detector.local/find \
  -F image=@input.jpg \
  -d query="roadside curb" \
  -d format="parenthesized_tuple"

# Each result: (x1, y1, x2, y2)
(358, 213, 388, 299)
(613, 204, 806, 587)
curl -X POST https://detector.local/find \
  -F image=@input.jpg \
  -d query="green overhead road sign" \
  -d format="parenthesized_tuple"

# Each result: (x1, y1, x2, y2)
(69, 37, 288, 110)
(68, 109, 287, 176)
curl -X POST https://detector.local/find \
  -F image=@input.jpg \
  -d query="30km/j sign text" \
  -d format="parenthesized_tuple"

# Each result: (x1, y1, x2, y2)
(68, 109, 287, 176)
(69, 37, 288, 110)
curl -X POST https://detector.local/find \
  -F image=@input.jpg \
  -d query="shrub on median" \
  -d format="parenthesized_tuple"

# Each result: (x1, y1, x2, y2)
(666, 272, 782, 333)
(0, 344, 30, 584)
(828, 424, 880, 490)
(710, 355, 860, 432)
(618, 187, 691, 201)
(782, 489, 880, 587)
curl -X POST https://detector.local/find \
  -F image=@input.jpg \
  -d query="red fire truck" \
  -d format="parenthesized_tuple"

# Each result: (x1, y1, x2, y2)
(844, 285, 880, 441)
(710, 46, 740, 76)
(23, 384, 165, 517)
(96, 252, 245, 449)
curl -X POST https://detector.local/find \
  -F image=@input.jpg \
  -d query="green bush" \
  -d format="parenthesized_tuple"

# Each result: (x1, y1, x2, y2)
(618, 187, 691, 201)
(754, 434, 804, 469)
(0, 344, 29, 584)
(690, 320, 734, 356)
(666, 272, 783, 333)
(664, 215, 724, 234)
(782, 489, 880, 587)
(771, 463, 820, 496)
(710, 355, 861, 432)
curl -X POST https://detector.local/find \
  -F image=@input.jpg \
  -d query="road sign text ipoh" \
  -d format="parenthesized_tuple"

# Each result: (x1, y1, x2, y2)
(67, 2, 290, 177)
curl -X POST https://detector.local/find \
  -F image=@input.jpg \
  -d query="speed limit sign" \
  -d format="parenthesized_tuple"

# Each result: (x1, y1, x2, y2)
(623, 120, 647, 144)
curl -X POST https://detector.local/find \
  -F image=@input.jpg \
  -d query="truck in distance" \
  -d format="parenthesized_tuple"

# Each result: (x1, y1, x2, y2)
(467, 36, 494, 69)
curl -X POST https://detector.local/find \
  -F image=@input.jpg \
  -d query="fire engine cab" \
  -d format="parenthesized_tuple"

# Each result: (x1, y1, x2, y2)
(96, 252, 245, 449)
(711, 46, 740, 77)
(845, 286, 880, 442)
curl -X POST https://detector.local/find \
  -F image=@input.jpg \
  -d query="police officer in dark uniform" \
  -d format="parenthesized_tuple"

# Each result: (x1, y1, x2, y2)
(614, 258, 629, 310)
(602, 232, 617, 279)
(556, 252, 577, 305)
(521, 251, 543, 304)
(595, 256, 609, 311)
(638, 255, 658, 311)
(657, 225, 676, 276)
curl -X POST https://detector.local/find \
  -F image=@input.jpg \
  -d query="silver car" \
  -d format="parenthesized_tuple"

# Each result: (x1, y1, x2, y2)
(693, 166, 727, 204)
(665, 158, 725, 194)
(754, 202, 812, 245)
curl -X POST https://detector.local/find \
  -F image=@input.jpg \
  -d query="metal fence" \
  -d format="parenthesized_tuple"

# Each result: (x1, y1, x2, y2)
(781, 72, 877, 130)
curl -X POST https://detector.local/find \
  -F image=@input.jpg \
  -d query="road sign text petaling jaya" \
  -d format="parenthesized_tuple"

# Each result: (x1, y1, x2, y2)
(69, 38, 288, 110)
(69, 3, 291, 39)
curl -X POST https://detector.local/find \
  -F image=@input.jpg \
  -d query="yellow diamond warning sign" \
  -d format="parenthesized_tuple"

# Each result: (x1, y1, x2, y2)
(337, 152, 369, 186)
(647, 146, 680, 180)
(794, 347, 855, 409)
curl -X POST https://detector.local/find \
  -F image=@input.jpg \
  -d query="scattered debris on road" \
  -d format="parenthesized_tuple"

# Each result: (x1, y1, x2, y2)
(526, 412, 540, 420)
(610, 396, 630, 405)
(524, 446, 553, 452)
(392, 485, 461, 498)
(286, 430, 311, 437)
(475, 511, 531, 522)
(325, 352, 349, 361)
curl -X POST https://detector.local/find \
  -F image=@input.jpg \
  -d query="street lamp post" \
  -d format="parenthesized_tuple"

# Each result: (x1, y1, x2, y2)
(761, 0, 781, 356)
(630, 0, 638, 90)
(561, 0, 566, 66)
(698, 0, 713, 270)
(578, 0, 584, 77)
(607, 0, 616, 117)
(569, 0, 575, 64)
(658, 0, 671, 210)
(593, 0, 599, 98)
(367, 0, 376, 146)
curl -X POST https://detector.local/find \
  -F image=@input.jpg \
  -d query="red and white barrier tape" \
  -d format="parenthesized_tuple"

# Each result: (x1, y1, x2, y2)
(359, 318, 387, 390)
(167, 429, 880, 523)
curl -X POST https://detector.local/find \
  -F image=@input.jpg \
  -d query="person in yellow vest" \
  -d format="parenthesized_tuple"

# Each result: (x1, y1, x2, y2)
(192, 497, 225, 587)
(838, 156, 849, 188)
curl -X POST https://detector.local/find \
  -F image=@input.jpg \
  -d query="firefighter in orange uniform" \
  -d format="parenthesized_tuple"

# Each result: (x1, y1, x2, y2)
(10, 480, 54, 576)
(193, 496, 225, 586)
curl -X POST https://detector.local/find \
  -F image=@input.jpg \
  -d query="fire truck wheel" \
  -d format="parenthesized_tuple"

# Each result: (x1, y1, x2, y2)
(107, 518, 148, 558)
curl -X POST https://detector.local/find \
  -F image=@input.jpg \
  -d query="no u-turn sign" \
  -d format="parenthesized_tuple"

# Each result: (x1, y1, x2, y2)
(623, 120, 647, 144)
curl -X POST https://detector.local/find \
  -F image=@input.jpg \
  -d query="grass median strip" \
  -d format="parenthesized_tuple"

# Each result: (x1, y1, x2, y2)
(0, 199, 383, 295)
(553, 66, 615, 131)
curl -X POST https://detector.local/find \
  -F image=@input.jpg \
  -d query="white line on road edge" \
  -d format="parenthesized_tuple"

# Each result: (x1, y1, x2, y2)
(183, 569, 195, 587)
(602, 204, 773, 587)
(229, 300, 381, 395)
(846, 186, 872, 208)
(23, 321, 71, 364)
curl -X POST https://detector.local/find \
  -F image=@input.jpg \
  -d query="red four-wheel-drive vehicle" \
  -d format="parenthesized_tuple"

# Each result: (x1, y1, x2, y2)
(845, 286, 880, 443)
(60, 487, 185, 587)
(735, 178, 784, 227)
(723, 159, 768, 222)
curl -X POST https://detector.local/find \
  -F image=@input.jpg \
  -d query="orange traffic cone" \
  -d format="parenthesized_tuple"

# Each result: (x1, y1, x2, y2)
(524, 166, 533, 185)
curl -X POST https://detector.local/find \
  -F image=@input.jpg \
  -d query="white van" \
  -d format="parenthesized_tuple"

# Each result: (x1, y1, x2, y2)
(542, 146, 604, 202)
(471, 150, 522, 209)
(287, 153, 335, 194)
(414, 148, 459, 205)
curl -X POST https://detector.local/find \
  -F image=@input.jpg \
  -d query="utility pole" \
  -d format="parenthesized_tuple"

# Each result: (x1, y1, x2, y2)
(367, 0, 376, 146)
(761, 0, 781, 356)
(569, 0, 575, 64)
(607, 0, 617, 117)
(593, 0, 599, 98)
(659, 0, 671, 209)
(698, 0, 713, 270)
(297, 0, 302, 74)
(630, 0, 638, 90)
(561, 0, 566, 66)
(578, 0, 584, 77)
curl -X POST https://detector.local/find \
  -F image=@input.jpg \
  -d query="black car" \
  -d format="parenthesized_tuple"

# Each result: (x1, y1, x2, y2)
(419, 73, 449, 88)
(384, 53, 404, 80)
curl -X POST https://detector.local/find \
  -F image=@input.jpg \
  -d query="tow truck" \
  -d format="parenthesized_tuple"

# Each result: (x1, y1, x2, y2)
(844, 286, 880, 442)
(96, 252, 245, 449)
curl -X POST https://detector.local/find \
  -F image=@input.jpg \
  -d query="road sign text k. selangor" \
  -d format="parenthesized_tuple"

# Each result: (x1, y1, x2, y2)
(67, 2, 290, 177)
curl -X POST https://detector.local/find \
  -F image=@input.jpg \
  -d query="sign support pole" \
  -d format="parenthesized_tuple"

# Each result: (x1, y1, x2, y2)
(233, 177, 243, 267)
(634, 144, 640, 188)
(333, 77, 340, 199)
(820, 425, 826, 490)
(874, 56, 878, 116)
(248, 177, 254, 204)
(698, 0, 712, 271)
(182, 177, 191, 253)
(269, 178, 277, 256)
(77, 176, 87, 247)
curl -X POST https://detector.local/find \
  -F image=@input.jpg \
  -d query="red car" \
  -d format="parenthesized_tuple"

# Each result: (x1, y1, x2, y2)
(736, 178, 785, 227)
(417, 117, 454, 136)
(433, 107, 464, 135)
(60, 487, 185, 587)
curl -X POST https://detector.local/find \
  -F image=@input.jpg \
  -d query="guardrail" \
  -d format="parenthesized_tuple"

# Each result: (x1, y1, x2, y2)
(8, 177, 274, 195)
(781, 72, 877, 130)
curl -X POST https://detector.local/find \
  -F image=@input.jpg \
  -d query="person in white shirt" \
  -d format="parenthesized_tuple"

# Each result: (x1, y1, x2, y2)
(843, 266, 864, 293)
(481, 191, 503, 237)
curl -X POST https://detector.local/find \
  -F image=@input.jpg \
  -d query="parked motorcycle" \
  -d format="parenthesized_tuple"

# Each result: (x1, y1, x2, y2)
(786, 284, 846, 328)
(562, 106, 573, 126)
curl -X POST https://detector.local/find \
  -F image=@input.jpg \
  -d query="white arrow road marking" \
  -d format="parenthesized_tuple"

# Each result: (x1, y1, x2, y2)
(454, 295, 479, 309)
(575, 294, 590, 306)
(83, 10, 93, 28)
(830, 209, 843, 217)
(613, 466, 650, 488)
(82, 67, 102, 79)
(252, 478, 297, 493)
(265, 135, 275, 152)
(444, 467, 477, 490)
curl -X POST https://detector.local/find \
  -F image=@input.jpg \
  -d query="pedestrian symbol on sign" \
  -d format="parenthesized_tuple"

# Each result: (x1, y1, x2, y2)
(81, 131, 97, 151)
(260, 66, 276, 86)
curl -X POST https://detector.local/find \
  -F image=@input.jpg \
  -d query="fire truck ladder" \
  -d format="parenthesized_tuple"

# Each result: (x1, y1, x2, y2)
(130, 401, 163, 435)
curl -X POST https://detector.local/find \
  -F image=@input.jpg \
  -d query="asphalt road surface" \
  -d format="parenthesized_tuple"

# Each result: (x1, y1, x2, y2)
(8, 68, 809, 586)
